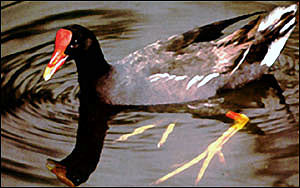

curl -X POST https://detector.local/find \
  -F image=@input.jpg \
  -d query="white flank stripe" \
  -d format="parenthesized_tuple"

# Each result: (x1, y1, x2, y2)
(149, 73, 168, 79)
(149, 73, 169, 82)
(150, 77, 160, 82)
(166, 75, 176, 81)
(197, 73, 220, 87)
(175, 75, 188, 81)
(149, 73, 188, 83)
(186, 75, 204, 90)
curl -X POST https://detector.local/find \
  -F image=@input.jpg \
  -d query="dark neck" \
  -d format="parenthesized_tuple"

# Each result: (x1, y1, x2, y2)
(74, 41, 111, 91)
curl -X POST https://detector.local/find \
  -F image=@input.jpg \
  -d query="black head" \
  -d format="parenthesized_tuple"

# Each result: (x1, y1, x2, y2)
(43, 24, 107, 81)
(63, 24, 99, 58)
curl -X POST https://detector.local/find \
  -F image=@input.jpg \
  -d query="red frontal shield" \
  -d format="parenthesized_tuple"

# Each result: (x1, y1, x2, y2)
(43, 29, 72, 81)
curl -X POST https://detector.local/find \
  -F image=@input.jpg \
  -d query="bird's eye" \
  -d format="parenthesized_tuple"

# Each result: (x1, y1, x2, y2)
(70, 40, 79, 48)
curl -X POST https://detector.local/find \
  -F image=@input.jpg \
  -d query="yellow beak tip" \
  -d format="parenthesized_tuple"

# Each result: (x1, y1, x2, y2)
(43, 75, 51, 81)
(43, 67, 53, 81)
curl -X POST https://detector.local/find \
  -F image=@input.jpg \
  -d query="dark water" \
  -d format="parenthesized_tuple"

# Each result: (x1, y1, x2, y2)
(1, 2, 299, 187)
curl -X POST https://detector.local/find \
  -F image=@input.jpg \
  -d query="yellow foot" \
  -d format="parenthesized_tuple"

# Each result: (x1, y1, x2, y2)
(153, 111, 249, 185)
(46, 158, 76, 187)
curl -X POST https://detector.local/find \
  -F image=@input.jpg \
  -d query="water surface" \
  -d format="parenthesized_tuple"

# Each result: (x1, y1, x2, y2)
(1, 1, 299, 187)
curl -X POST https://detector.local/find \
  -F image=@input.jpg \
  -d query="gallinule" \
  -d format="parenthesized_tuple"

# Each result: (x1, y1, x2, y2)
(43, 4, 297, 186)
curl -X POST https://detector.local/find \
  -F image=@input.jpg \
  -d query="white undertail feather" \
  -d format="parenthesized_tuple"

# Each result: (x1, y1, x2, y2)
(259, 4, 297, 67)
(280, 17, 296, 34)
(260, 26, 295, 67)
(258, 4, 297, 32)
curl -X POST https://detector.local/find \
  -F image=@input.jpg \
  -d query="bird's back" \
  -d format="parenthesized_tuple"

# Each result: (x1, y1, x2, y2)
(98, 4, 297, 106)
